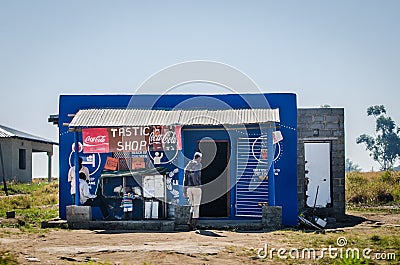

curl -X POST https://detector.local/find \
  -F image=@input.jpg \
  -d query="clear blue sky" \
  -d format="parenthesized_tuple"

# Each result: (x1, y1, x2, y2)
(1, 0, 399, 176)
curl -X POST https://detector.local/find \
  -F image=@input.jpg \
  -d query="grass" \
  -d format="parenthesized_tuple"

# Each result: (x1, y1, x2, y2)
(347, 206, 400, 214)
(346, 171, 400, 206)
(0, 180, 59, 262)
(0, 250, 18, 265)
(0, 179, 59, 231)
(0, 179, 51, 195)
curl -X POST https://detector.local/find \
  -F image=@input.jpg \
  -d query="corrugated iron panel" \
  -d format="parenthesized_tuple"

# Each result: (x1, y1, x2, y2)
(0, 128, 13, 138)
(69, 108, 280, 127)
(0, 124, 57, 144)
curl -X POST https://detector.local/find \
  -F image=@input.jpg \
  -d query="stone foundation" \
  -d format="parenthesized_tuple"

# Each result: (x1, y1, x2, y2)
(66, 205, 284, 231)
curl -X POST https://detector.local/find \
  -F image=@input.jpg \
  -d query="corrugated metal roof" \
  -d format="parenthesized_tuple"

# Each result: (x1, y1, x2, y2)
(0, 127, 12, 138)
(69, 108, 280, 127)
(0, 124, 58, 145)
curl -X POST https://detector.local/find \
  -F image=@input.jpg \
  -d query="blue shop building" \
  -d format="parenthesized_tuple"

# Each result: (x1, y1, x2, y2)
(55, 93, 298, 226)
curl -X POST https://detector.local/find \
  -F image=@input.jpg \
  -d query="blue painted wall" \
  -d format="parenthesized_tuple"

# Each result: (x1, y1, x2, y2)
(58, 93, 297, 225)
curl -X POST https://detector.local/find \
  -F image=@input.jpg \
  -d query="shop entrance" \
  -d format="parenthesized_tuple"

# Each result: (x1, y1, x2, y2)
(197, 140, 230, 217)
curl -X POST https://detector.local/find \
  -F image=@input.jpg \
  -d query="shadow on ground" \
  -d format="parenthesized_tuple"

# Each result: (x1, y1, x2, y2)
(327, 214, 368, 229)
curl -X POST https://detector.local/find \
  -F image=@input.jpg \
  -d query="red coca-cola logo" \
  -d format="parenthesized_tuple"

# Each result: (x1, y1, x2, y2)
(84, 135, 107, 144)
(82, 128, 110, 153)
(149, 131, 177, 144)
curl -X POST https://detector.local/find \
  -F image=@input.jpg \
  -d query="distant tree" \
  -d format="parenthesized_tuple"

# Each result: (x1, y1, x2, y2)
(356, 105, 400, 170)
(345, 158, 361, 172)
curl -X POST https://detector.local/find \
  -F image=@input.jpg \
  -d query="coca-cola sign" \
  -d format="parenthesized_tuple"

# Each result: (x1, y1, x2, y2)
(85, 135, 107, 143)
(148, 126, 178, 151)
(82, 128, 110, 153)
(161, 130, 177, 144)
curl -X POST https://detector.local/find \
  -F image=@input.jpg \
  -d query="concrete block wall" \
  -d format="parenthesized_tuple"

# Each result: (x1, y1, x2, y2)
(0, 138, 32, 183)
(297, 108, 345, 220)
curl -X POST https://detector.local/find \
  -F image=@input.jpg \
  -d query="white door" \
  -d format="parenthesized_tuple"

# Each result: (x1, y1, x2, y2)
(305, 142, 331, 207)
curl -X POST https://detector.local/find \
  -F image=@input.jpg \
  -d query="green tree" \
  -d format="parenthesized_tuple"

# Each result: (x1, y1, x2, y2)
(356, 105, 400, 170)
(345, 158, 361, 172)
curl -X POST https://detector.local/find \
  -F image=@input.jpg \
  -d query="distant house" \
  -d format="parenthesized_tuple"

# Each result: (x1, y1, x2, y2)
(0, 124, 57, 183)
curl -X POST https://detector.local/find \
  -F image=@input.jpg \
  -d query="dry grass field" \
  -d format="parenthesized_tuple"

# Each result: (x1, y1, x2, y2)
(346, 171, 400, 206)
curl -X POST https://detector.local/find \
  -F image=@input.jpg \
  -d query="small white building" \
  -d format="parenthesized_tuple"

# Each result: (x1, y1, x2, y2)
(0, 124, 57, 183)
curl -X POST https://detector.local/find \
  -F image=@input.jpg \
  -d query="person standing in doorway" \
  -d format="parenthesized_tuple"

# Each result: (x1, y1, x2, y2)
(68, 157, 90, 204)
(183, 152, 202, 230)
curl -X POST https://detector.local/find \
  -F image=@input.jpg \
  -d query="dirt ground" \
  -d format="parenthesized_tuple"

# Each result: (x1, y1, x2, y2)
(1, 211, 399, 265)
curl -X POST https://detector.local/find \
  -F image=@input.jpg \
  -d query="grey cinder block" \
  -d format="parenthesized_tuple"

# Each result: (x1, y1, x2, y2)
(66, 205, 92, 222)
(262, 206, 282, 230)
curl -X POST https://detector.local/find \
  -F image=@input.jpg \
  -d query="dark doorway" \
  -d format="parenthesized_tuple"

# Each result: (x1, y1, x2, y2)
(198, 140, 230, 217)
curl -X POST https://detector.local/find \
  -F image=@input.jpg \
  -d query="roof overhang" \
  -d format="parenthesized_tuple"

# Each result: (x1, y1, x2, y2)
(0, 125, 58, 145)
(68, 108, 280, 130)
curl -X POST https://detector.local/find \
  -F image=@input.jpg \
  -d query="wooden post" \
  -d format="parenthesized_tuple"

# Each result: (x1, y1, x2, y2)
(0, 144, 8, 196)
(47, 152, 52, 182)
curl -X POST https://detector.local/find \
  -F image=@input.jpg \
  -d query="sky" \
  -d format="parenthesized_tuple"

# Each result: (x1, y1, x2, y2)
(0, 0, 399, 177)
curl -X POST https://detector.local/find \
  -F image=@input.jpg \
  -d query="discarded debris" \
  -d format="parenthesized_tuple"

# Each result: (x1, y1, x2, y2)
(298, 186, 328, 230)
(60, 256, 79, 262)
(25, 257, 40, 262)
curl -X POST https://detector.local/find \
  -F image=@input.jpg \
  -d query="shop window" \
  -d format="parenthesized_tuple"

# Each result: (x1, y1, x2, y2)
(19, 149, 26, 170)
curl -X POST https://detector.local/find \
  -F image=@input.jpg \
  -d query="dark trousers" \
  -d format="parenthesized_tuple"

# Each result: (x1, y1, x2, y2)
(83, 195, 109, 218)
(123, 211, 132, 220)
